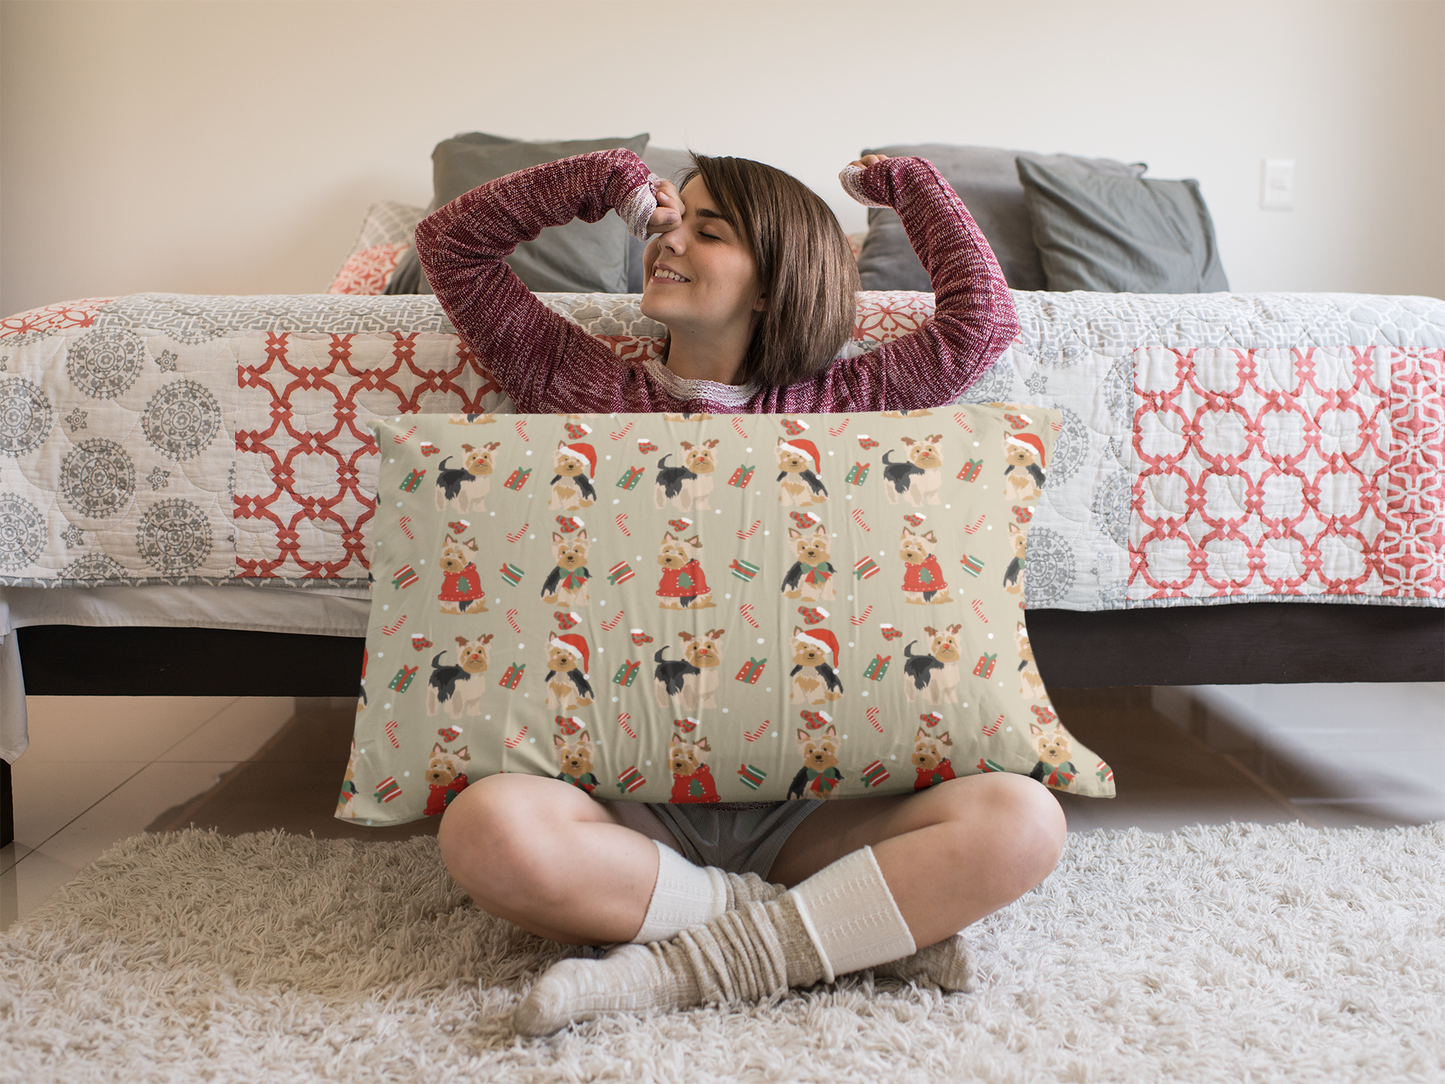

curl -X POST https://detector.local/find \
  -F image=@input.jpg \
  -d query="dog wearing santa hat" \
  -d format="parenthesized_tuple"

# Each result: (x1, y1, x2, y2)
(1003, 432, 1047, 502)
(775, 437, 828, 507)
(549, 441, 597, 511)
(544, 631, 594, 711)
(654, 438, 720, 513)
(789, 626, 845, 706)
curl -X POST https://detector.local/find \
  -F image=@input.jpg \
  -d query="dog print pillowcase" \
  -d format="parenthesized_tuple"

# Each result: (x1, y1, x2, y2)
(338, 408, 1115, 826)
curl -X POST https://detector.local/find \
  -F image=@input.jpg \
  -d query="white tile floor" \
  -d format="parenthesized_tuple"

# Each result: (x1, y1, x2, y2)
(1, 696, 294, 930)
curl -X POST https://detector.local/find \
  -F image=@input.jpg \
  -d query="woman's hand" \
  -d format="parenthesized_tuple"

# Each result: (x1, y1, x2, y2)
(847, 153, 891, 171)
(646, 179, 684, 235)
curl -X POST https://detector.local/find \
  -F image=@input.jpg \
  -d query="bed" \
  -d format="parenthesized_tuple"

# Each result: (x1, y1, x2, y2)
(2, 138, 1441, 847)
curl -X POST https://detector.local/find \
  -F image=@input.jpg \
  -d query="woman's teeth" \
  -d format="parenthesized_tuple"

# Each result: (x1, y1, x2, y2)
(653, 268, 688, 282)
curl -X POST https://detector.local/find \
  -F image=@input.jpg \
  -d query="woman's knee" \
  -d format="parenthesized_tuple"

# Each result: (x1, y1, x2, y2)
(937, 773, 1067, 888)
(436, 775, 573, 908)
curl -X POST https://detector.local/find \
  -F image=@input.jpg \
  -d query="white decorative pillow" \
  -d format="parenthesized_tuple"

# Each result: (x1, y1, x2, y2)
(337, 408, 1115, 825)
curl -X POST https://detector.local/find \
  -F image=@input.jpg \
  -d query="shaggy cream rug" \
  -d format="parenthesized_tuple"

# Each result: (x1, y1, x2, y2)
(1, 823, 1442, 1083)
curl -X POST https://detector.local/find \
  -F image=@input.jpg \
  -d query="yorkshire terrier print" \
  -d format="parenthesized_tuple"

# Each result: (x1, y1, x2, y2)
(434, 442, 500, 512)
(446, 413, 497, 425)
(335, 739, 359, 819)
(426, 634, 494, 718)
(541, 529, 591, 607)
(1003, 432, 1047, 502)
(901, 623, 963, 705)
(789, 626, 845, 706)
(911, 728, 955, 791)
(775, 437, 828, 507)
(1003, 522, 1026, 595)
(437, 534, 487, 614)
(423, 742, 471, 816)
(653, 629, 726, 711)
(654, 438, 720, 513)
(787, 724, 844, 799)
(780, 524, 837, 602)
(545, 632, 594, 711)
(1016, 621, 1047, 700)
(1029, 722, 1078, 791)
(655, 531, 714, 609)
(668, 733, 721, 803)
(898, 527, 952, 605)
(553, 730, 600, 793)
(549, 441, 598, 511)
(881, 433, 945, 507)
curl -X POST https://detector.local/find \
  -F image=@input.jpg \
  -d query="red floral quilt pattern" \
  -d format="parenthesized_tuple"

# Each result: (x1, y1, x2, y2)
(1130, 346, 1445, 599)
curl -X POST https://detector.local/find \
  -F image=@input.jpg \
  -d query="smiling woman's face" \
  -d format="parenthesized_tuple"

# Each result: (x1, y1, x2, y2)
(639, 176, 765, 340)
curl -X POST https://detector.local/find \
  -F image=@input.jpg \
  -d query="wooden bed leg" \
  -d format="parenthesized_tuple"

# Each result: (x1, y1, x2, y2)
(1, 756, 12, 850)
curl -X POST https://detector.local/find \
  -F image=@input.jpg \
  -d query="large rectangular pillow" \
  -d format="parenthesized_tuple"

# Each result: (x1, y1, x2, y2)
(337, 408, 1115, 825)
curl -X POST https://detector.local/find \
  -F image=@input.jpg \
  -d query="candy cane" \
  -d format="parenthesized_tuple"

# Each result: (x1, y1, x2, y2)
(514, 418, 529, 441)
(736, 519, 761, 541)
(731, 417, 749, 439)
(849, 605, 874, 626)
(393, 426, 417, 443)
(952, 412, 973, 432)
(615, 513, 630, 537)
(867, 706, 883, 733)
(617, 712, 637, 739)
(828, 418, 850, 436)
(381, 615, 407, 636)
(601, 609, 624, 631)
(739, 603, 760, 629)
(398, 515, 414, 540)
(610, 421, 633, 440)
(1051, 419, 1063, 432)
(506, 608, 522, 634)
(851, 508, 870, 531)
(983, 715, 1003, 737)
(506, 522, 529, 543)
(504, 725, 527, 749)
(744, 719, 769, 742)
(385, 719, 400, 747)
(964, 514, 985, 535)
(971, 599, 988, 623)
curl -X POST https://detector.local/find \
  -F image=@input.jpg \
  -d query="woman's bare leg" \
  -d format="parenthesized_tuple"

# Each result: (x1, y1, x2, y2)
(766, 772, 1066, 948)
(437, 774, 679, 945)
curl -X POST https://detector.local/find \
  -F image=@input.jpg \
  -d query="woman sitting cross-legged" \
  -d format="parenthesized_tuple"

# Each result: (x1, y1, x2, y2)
(417, 146, 1068, 1035)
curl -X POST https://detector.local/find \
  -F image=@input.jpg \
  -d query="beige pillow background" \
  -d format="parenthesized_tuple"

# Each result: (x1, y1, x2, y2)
(338, 408, 1115, 826)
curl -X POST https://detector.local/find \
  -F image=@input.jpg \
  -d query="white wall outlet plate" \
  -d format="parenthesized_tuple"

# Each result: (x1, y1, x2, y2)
(1262, 159, 1295, 210)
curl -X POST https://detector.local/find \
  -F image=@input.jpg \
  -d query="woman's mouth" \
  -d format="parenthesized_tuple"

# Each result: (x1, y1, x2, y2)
(652, 266, 690, 283)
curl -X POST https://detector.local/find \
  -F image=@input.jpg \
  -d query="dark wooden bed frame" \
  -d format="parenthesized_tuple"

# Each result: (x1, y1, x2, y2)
(3, 603, 1441, 848)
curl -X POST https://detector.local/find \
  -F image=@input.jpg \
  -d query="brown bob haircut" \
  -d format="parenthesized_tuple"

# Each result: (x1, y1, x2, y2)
(676, 154, 859, 388)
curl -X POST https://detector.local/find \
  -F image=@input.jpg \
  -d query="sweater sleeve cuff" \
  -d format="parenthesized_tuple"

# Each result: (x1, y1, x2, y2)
(839, 164, 889, 209)
(617, 174, 663, 242)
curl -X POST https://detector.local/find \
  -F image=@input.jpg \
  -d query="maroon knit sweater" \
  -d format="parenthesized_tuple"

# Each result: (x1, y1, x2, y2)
(415, 149, 1018, 415)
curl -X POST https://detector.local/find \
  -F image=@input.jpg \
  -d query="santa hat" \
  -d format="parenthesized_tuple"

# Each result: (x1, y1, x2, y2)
(549, 633, 589, 676)
(1005, 432, 1046, 466)
(565, 442, 597, 478)
(794, 628, 839, 668)
(779, 438, 820, 472)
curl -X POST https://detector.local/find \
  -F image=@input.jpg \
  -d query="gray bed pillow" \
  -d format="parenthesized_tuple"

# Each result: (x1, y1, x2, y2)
(1016, 156, 1229, 294)
(625, 145, 697, 292)
(386, 132, 649, 296)
(854, 144, 1147, 292)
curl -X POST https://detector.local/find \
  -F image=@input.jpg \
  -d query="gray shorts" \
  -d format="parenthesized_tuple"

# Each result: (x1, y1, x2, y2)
(609, 800, 823, 878)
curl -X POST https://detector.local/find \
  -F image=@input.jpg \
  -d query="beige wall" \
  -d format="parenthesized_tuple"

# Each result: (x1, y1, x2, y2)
(2, 0, 1442, 318)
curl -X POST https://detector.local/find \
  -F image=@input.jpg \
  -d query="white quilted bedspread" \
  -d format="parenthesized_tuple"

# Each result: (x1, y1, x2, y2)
(0, 289, 1441, 611)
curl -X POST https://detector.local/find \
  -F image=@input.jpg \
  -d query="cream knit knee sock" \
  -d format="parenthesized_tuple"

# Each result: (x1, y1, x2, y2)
(514, 845, 915, 1036)
(631, 840, 786, 943)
